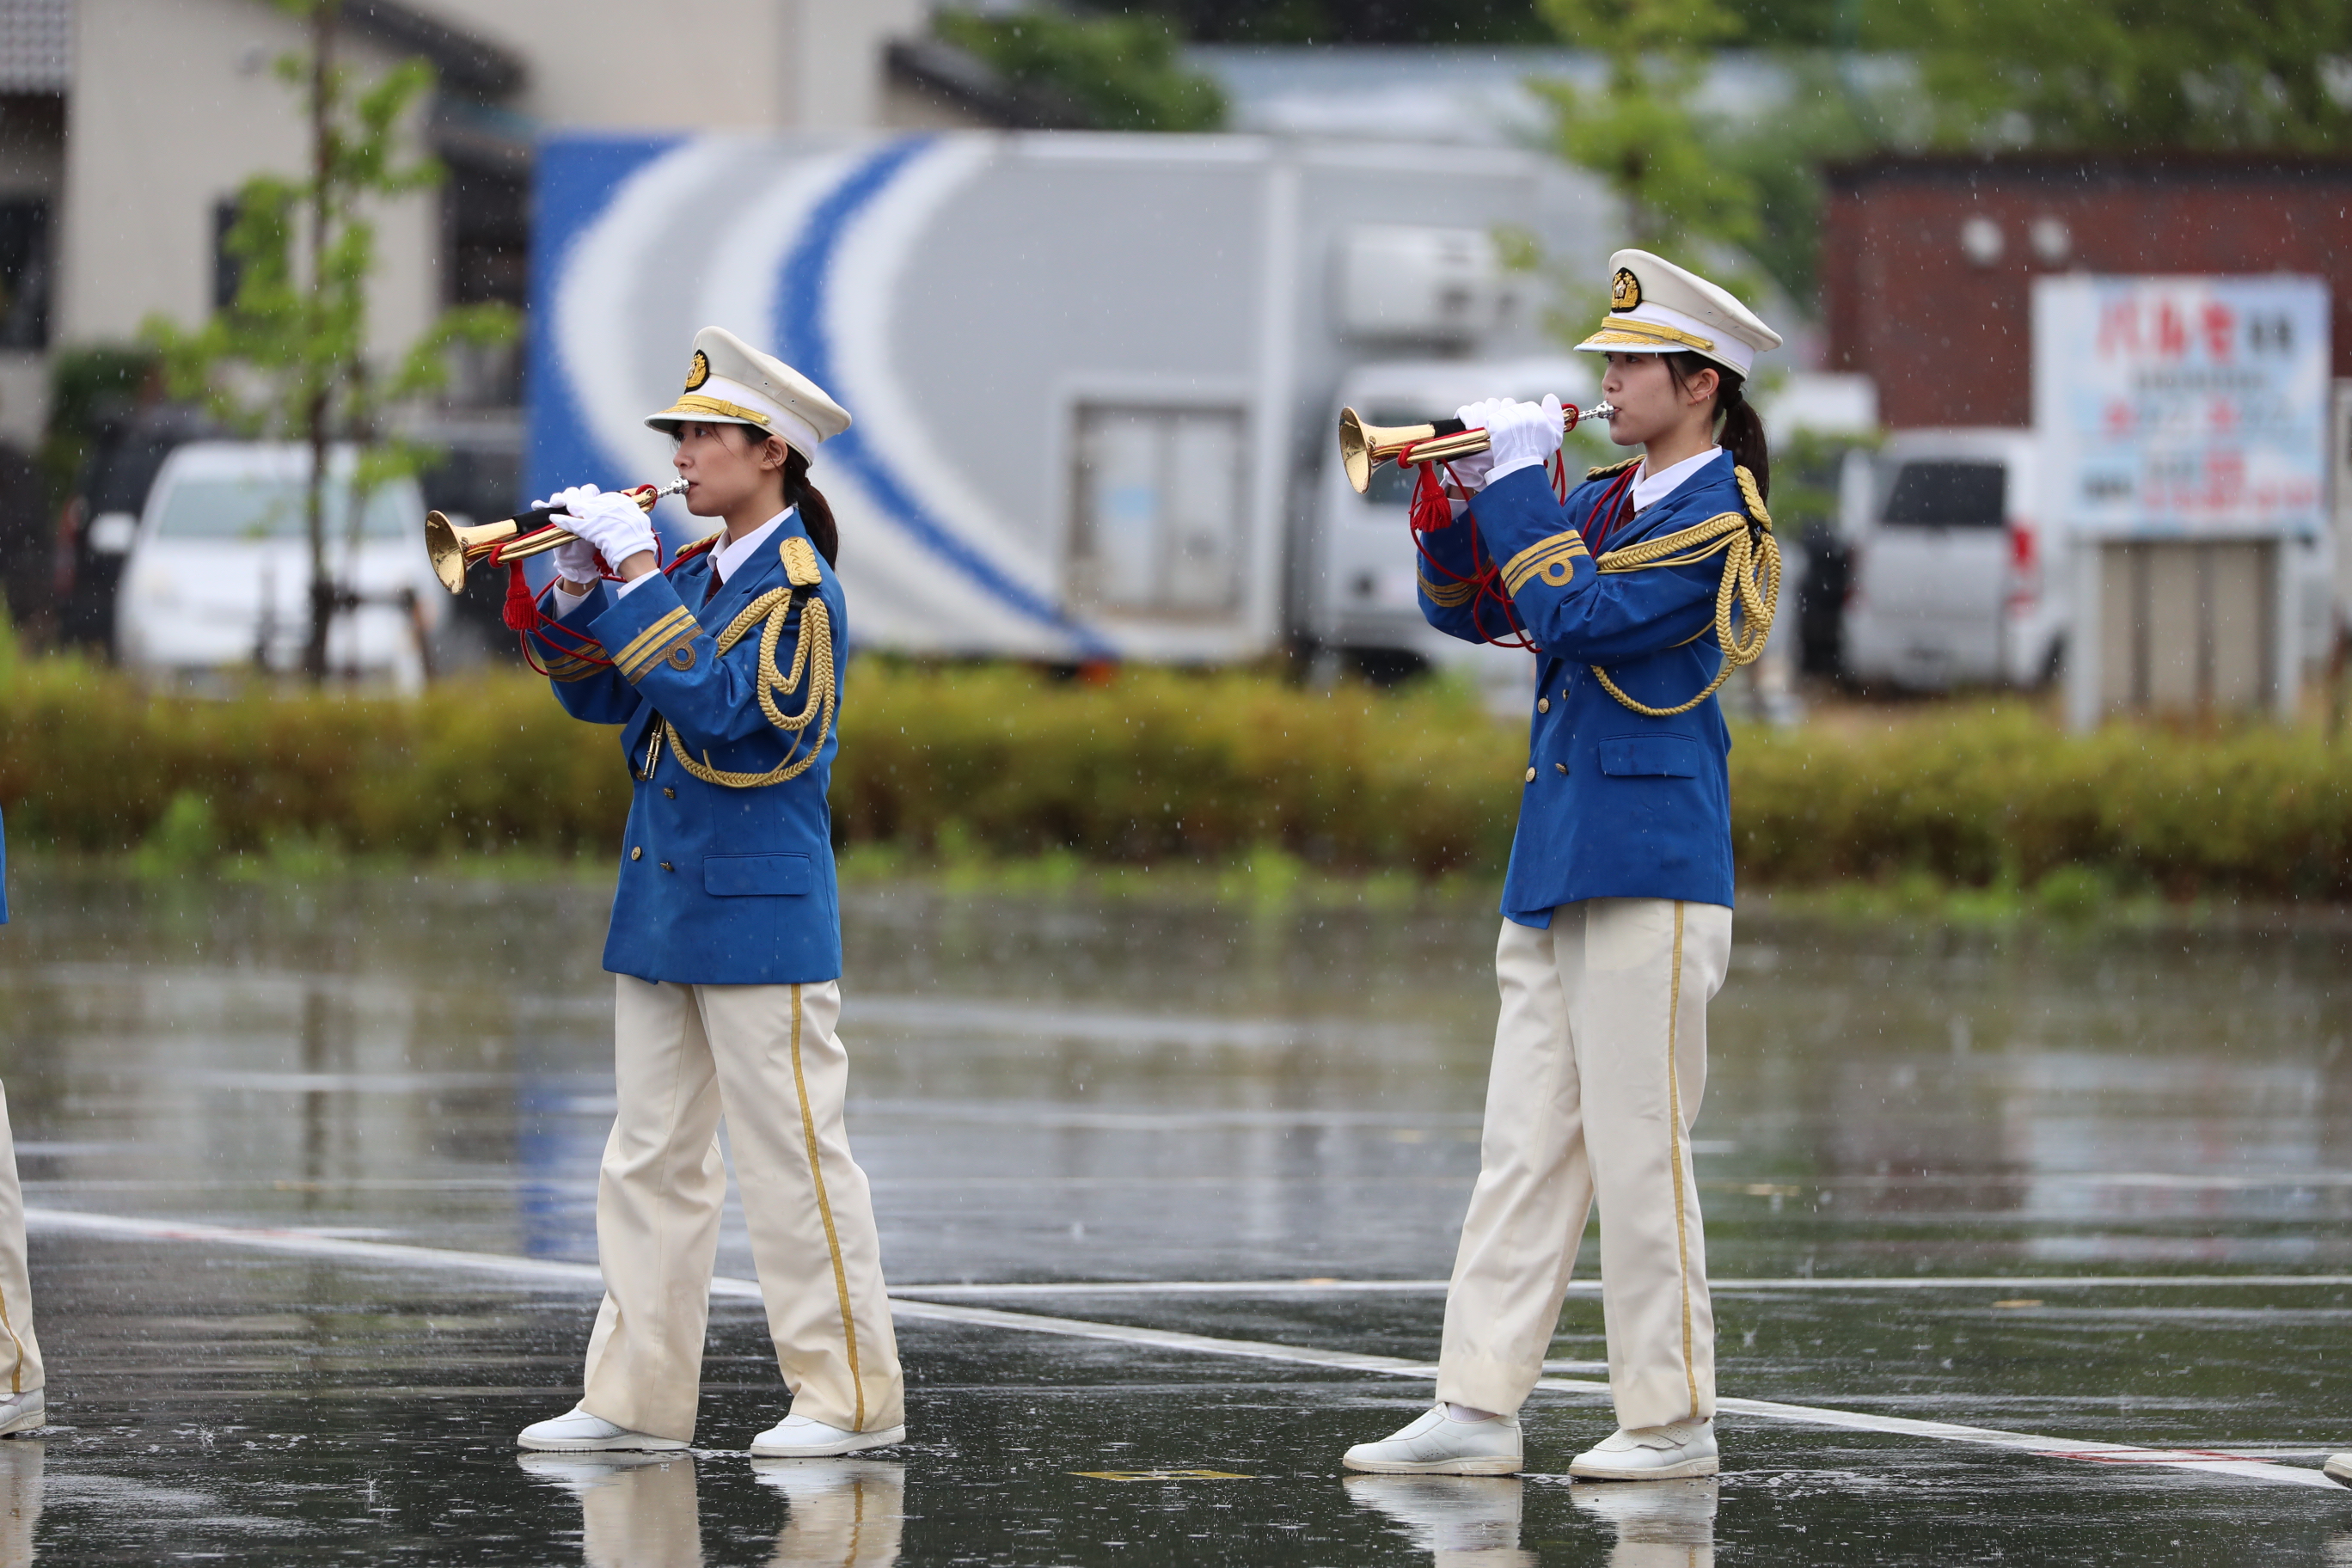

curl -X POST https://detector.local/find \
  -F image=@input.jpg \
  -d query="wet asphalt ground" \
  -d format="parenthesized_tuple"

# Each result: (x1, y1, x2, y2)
(0, 868, 2348, 1563)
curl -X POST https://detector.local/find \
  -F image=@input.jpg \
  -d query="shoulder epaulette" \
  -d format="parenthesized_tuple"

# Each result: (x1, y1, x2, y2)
(1585, 456, 1641, 481)
(663, 530, 726, 572)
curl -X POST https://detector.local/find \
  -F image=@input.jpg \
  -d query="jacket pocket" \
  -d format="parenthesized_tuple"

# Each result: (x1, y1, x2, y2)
(1597, 735, 1701, 778)
(703, 852, 816, 897)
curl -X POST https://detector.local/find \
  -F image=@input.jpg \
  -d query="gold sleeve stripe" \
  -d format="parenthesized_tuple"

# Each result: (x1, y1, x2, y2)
(543, 653, 607, 683)
(1500, 534, 1590, 594)
(611, 606, 698, 675)
(1418, 573, 1476, 607)
(620, 620, 702, 681)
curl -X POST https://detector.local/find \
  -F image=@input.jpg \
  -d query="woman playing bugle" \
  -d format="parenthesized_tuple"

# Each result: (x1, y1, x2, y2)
(513, 327, 903, 1461)
(1344, 251, 1779, 1483)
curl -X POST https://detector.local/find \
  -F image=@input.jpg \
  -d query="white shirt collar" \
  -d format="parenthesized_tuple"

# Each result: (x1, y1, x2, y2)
(713, 508, 793, 585)
(1632, 446, 1723, 514)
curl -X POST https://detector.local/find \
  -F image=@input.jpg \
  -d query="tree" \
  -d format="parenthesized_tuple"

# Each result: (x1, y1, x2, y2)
(1885, 0, 2352, 150)
(1528, 0, 1763, 264)
(934, 9, 1228, 132)
(144, 0, 514, 682)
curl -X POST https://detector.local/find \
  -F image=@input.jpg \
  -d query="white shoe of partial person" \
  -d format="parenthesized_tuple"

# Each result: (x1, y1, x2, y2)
(1344, 1473, 1527, 1553)
(749, 1413, 906, 1459)
(0, 1390, 41, 1437)
(1572, 1474, 1720, 1541)
(516, 1404, 689, 1453)
(2327, 1452, 2351, 1486)
(515, 1449, 683, 1494)
(1568, 1418, 1718, 1480)
(1342, 1406, 1523, 1475)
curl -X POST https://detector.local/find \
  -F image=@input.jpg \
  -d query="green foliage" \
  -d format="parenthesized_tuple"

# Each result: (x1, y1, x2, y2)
(4, 661, 2351, 901)
(1532, 0, 1761, 256)
(830, 662, 1515, 873)
(1731, 706, 2352, 899)
(136, 791, 223, 877)
(935, 10, 1228, 132)
(0, 661, 627, 861)
(1882, 0, 2352, 151)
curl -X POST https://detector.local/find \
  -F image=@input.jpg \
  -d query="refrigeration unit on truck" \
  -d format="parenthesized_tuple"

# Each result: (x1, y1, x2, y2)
(530, 131, 1611, 664)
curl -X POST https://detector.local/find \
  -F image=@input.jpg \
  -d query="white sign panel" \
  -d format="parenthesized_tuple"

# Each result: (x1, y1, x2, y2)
(2033, 275, 2330, 538)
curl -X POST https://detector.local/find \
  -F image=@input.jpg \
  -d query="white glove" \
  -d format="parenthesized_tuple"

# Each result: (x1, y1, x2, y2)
(551, 535, 601, 583)
(1445, 403, 1505, 493)
(1479, 395, 1564, 484)
(548, 484, 657, 568)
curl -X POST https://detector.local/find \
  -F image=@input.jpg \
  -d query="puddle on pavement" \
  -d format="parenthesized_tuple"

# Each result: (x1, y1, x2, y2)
(0, 868, 2347, 1561)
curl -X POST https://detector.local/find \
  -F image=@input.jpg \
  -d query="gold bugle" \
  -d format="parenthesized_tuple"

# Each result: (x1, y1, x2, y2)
(1337, 401, 1616, 494)
(424, 478, 687, 593)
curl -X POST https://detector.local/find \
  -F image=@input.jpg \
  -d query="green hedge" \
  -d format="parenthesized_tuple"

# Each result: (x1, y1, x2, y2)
(0, 654, 2346, 897)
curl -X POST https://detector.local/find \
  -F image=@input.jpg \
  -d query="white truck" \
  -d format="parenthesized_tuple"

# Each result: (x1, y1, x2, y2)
(529, 131, 1612, 666)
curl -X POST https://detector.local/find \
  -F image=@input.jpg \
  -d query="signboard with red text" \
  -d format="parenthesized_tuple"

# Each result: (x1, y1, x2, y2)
(2033, 275, 2330, 539)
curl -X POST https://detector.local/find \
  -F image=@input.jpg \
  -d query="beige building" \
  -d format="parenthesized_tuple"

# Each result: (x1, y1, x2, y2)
(0, 0, 989, 446)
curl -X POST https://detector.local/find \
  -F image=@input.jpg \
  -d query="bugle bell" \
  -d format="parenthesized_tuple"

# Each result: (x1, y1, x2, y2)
(1337, 401, 1616, 494)
(424, 478, 688, 593)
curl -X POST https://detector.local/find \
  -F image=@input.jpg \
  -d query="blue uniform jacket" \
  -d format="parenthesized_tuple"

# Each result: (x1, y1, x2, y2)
(1418, 452, 1745, 923)
(531, 511, 844, 985)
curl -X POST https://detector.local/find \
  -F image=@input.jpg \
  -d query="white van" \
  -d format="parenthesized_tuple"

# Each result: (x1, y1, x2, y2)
(1840, 430, 2062, 689)
(114, 443, 444, 689)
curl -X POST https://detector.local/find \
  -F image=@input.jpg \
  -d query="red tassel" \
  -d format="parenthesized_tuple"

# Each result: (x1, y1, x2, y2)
(501, 560, 542, 633)
(1407, 456, 1455, 533)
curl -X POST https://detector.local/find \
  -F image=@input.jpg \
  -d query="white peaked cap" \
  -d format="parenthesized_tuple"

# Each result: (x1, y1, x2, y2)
(1574, 249, 1781, 377)
(645, 325, 852, 458)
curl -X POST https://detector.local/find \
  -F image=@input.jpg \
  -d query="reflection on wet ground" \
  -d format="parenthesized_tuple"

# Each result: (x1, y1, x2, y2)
(1, 868, 2349, 1561)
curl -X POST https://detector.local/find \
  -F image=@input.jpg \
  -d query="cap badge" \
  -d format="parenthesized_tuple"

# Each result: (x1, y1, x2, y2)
(683, 350, 711, 392)
(1611, 267, 1641, 313)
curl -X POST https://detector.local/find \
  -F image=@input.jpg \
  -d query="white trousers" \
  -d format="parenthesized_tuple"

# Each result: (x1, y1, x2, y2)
(1437, 898, 1731, 1430)
(0, 1084, 39, 1397)
(581, 978, 902, 1442)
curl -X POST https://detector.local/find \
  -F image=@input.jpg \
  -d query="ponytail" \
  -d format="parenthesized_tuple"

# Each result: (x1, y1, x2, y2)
(1664, 352, 1770, 503)
(783, 446, 839, 568)
(1715, 377, 1768, 503)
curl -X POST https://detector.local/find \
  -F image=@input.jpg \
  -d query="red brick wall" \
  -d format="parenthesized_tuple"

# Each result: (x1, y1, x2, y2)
(1822, 156, 2352, 430)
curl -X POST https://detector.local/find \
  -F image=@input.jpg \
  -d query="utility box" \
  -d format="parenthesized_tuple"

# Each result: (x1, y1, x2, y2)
(2039, 275, 2332, 727)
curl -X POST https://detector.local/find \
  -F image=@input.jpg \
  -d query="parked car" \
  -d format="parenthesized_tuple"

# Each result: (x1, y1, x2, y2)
(57, 402, 218, 652)
(1840, 429, 2061, 689)
(113, 442, 443, 688)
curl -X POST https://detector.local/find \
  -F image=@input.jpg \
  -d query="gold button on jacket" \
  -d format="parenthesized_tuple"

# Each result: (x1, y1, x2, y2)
(1524, 767, 1537, 782)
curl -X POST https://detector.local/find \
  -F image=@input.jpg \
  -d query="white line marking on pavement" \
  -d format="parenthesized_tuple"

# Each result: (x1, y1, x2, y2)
(27, 1209, 2344, 1492)
(891, 1274, 2352, 1297)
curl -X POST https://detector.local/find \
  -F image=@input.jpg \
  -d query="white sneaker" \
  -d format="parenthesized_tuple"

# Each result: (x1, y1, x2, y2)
(1568, 1418, 1718, 1480)
(1342, 1406, 1523, 1475)
(2326, 1452, 2351, 1486)
(1344, 1474, 1528, 1554)
(749, 1414, 907, 1459)
(515, 1450, 683, 1495)
(0, 1391, 42, 1437)
(1572, 1475, 1719, 1540)
(516, 1404, 688, 1453)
